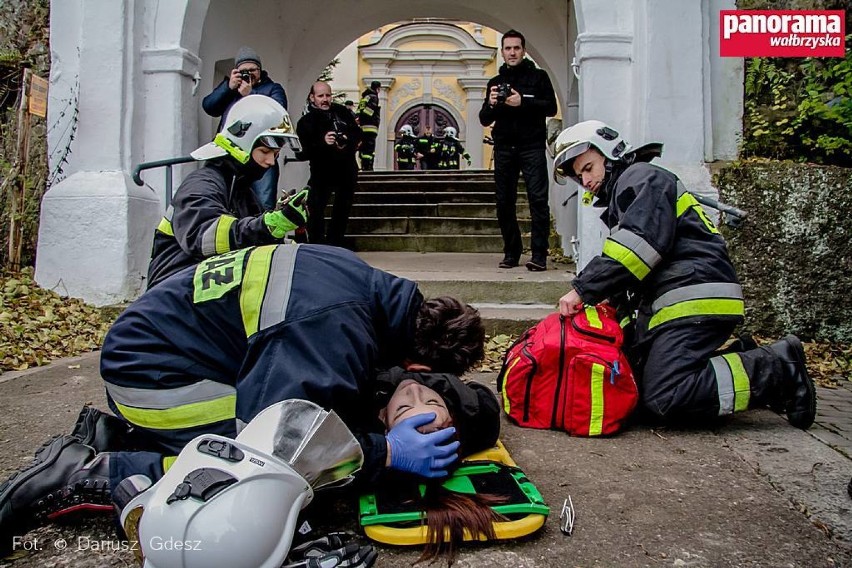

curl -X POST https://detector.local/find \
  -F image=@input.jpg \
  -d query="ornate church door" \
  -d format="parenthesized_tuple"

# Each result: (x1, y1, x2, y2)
(394, 104, 459, 170)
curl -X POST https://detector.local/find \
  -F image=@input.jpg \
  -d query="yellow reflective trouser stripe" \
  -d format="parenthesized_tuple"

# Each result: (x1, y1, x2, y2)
(584, 307, 602, 329)
(501, 357, 522, 415)
(162, 456, 177, 472)
(215, 215, 237, 254)
(724, 353, 751, 412)
(156, 217, 174, 236)
(603, 239, 651, 280)
(114, 396, 236, 430)
(712, 353, 751, 415)
(588, 363, 605, 436)
(648, 298, 744, 330)
(240, 245, 276, 337)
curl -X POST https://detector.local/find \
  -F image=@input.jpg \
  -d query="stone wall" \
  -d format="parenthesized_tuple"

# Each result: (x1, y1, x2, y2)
(715, 162, 852, 342)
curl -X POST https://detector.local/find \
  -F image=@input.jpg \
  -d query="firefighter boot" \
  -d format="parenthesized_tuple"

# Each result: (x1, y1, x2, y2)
(0, 436, 112, 556)
(766, 335, 817, 430)
(71, 406, 136, 453)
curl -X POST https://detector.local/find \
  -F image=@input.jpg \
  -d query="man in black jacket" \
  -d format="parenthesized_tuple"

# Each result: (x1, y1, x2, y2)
(480, 29, 557, 271)
(146, 95, 307, 289)
(296, 81, 362, 247)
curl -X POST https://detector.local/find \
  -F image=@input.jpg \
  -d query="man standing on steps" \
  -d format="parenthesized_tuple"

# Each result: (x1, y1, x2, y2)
(357, 81, 382, 171)
(479, 29, 557, 272)
(296, 81, 361, 247)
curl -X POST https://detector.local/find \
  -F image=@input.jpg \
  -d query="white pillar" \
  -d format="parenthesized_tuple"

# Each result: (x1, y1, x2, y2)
(458, 78, 489, 169)
(36, 0, 160, 305)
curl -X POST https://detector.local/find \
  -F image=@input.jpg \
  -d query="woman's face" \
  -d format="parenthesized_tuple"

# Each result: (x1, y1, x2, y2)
(380, 379, 453, 433)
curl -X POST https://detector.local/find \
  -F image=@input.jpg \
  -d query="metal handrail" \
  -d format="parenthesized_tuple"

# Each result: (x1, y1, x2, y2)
(131, 156, 196, 205)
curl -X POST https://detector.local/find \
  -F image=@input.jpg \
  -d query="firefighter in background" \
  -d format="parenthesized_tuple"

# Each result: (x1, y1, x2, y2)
(416, 125, 438, 171)
(554, 120, 816, 430)
(437, 127, 472, 170)
(395, 125, 418, 171)
(357, 80, 381, 171)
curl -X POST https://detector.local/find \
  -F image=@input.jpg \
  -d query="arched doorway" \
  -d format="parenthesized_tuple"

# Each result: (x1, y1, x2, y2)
(394, 104, 459, 170)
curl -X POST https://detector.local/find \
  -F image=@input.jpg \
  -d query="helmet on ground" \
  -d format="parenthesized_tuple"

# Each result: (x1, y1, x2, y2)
(443, 126, 457, 139)
(119, 400, 363, 568)
(399, 124, 414, 137)
(192, 95, 301, 164)
(552, 120, 632, 185)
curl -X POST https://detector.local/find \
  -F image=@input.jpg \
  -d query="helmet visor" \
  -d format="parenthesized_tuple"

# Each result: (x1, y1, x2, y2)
(255, 133, 302, 153)
(553, 141, 590, 185)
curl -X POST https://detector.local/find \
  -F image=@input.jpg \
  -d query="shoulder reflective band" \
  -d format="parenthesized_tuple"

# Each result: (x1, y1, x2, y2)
(193, 248, 249, 303)
(648, 283, 744, 330)
(156, 217, 174, 236)
(711, 353, 750, 415)
(676, 192, 719, 234)
(200, 215, 238, 256)
(240, 244, 299, 337)
(604, 229, 662, 281)
(106, 380, 237, 430)
(584, 306, 603, 329)
(589, 363, 606, 435)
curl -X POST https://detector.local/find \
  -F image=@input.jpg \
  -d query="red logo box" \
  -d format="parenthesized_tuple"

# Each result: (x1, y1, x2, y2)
(720, 10, 846, 57)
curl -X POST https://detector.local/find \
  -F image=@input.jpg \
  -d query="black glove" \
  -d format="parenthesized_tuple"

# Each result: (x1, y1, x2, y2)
(284, 534, 377, 568)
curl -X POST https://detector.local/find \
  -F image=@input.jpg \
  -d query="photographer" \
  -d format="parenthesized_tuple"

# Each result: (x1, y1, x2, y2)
(296, 81, 362, 247)
(479, 29, 557, 271)
(202, 46, 288, 210)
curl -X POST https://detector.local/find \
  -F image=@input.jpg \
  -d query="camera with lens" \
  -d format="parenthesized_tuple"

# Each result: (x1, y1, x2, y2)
(495, 83, 512, 104)
(331, 121, 348, 144)
(239, 70, 252, 83)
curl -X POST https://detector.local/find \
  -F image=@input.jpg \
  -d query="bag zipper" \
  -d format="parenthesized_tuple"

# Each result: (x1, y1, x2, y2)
(572, 316, 616, 343)
(497, 331, 531, 393)
(551, 316, 568, 428)
(521, 343, 538, 423)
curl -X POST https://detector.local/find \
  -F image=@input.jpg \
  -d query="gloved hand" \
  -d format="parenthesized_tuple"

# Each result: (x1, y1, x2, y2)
(264, 188, 310, 238)
(285, 533, 377, 568)
(386, 413, 459, 478)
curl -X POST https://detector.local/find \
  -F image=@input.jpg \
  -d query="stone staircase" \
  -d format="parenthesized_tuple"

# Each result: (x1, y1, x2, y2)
(336, 170, 572, 337)
(346, 169, 527, 253)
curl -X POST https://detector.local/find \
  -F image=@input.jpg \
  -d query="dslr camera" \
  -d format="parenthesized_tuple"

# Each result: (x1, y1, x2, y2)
(331, 121, 348, 144)
(239, 70, 252, 83)
(495, 83, 512, 104)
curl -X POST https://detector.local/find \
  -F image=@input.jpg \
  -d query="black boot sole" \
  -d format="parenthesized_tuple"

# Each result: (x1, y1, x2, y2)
(783, 335, 817, 430)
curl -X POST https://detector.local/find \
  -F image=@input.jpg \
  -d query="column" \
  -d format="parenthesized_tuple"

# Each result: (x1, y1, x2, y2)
(458, 78, 489, 169)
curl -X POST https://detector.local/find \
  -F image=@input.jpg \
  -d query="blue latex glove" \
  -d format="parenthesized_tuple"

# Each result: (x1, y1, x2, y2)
(386, 413, 460, 478)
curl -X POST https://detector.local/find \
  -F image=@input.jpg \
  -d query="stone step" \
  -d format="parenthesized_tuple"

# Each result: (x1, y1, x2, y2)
(473, 303, 554, 336)
(351, 234, 506, 253)
(344, 216, 530, 236)
(351, 191, 526, 205)
(348, 203, 531, 218)
(358, 179, 502, 192)
(356, 252, 574, 305)
(359, 170, 494, 182)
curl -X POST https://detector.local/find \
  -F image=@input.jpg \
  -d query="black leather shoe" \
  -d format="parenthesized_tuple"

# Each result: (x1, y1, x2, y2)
(525, 257, 547, 272)
(71, 406, 135, 453)
(0, 436, 112, 555)
(498, 257, 519, 269)
(769, 335, 816, 430)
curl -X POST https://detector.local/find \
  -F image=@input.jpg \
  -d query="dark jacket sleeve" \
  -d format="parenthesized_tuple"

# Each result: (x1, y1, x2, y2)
(478, 77, 499, 127)
(523, 69, 557, 116)
(572, 164, 679, 305)
(202, 77, 239, 118)
(170, 170, 278, 258)
(254, 75, 288, 110)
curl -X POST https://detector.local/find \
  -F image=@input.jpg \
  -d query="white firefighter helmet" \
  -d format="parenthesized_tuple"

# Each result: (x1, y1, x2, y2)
(119, 400, 363, 568)
(443, 126, 457, 139)
(399, 124, 414, 137)
(191, 95, 301, 164)
(552, 120, 633, 185)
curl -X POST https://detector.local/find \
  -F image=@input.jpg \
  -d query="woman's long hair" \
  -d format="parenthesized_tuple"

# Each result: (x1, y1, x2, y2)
(416, 484, 507, 565)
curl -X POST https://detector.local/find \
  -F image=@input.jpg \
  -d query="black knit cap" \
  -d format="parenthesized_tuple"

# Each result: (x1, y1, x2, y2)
(370, 80, 381, 90)
(373, 367, 500, 457)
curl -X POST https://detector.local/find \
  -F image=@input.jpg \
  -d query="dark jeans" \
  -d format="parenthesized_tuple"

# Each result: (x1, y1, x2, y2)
(307, 174, 357, 248)
(251, 162, 279, 211)
(493, 144, 550, 260)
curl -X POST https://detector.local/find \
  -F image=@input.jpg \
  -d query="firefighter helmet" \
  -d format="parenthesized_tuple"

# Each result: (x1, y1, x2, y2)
(443, 126, 458, 139)
(191, 95, 301, 164)
(399, 124, 414, 137)
(552, 120, 633, 185)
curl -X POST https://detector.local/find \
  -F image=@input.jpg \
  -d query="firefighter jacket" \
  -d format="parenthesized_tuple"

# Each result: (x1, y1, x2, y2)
(357, 87, 381, 133)
(146, 158, 282, 289)
(295, 102, 361, 182)
(571, 162, 744, 334)
(102, 244, 423, 482)
(394, 134, 418, 165)
(478, 58, 557, 148)
(437, 138, 471, 169)
(415, 133, 438, 165)
(201, 71, 288, 132)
